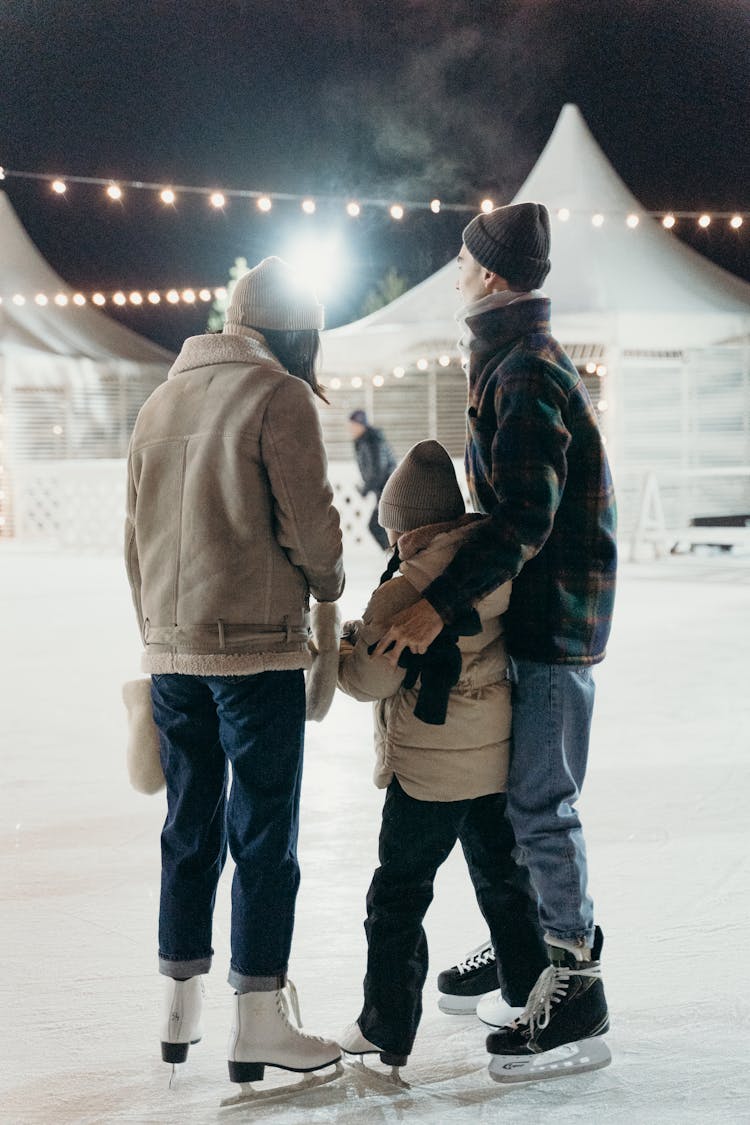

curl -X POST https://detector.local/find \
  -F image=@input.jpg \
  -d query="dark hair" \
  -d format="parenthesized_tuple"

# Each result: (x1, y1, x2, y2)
(257, 328, 328, 404)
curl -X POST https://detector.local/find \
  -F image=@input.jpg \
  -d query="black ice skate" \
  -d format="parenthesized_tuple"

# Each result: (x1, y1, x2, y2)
(437, 941, 498, 1013)
(486, 926, 611, 1083)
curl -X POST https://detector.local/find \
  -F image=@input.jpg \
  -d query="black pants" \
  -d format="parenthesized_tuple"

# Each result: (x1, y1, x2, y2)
(368, 489, 390, 550)
(358, 778, 547, 1057)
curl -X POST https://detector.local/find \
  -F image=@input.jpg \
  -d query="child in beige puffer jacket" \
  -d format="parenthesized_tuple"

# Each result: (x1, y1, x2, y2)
(336, 440, 546, 1068)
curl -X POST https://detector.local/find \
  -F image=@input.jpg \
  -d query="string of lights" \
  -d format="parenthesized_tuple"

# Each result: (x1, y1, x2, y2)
(0, 166, 745, 228)
(0, 285, 226, 308)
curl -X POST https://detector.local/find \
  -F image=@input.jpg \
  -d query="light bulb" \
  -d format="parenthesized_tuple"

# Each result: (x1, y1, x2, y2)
(480, 198, 494, 213)
(346, 201, 361, 217)
(106, 184, 122, 201)
(210, 192, 226, 209)
(662, 214, 676, 229)
(698, 214, 711, 228)
(52, 179, 67, 194)
(257, 196, 272, 212)
(626, 213, 639, 228)
(389, 204, 404, 220)
(160, 188, 176, 205)
(430, 199, 441, 214)
(301, 199, 316, 214)
(557, 208, 570, 221)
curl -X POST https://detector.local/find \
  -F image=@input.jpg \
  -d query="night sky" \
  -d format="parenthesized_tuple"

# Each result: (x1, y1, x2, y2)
(2, 0, 748, 352)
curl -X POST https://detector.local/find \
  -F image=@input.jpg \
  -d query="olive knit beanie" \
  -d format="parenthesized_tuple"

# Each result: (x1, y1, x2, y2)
(379, 440, 465, 533)
(225, 256, 325, 331)
(462, 202, 551, 290)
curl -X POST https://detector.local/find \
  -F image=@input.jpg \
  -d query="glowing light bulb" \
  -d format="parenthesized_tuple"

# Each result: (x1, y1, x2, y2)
(389, 204, 404, 220)
(198, 289, 212, 302)
(373, 375, 385, 387)
(92, 293, 106, 305)
(35, 294, 49, 306)
(557, 208, 570, 221)
(257, 196, 272, 212)
(329, 377, 341, 390)
(113, 292, 126, 306)
(12, 294, 26, 305)
(416, 358, 428, 371)
(698, 214, 711, 228)
(129, 292, 143, 305)
(730, 215, 743, 229)
(210, 192, 226, 209)
(393, 366, 405, 378)
(585, 362, 597, 374)
(182, 289, 196, 303)
(351, 376, 363, 389)
(54, 293, 68, 306)
(52, 425, 63, 436)
(346, 201, 361, 217)
(148, 291, 161, 304)
(52, 179, 67, 194)
(480, 198, 494, 213)
(301, 199, 316, 214)
(214, 287, 228, 300)
(160, 188, 176, 205)
(662, 214, 676, 229)
(73, 293, 86, 306)
(166, 289, 180, 303)
(592, 213, 604, 227)
(430, 199, 441, 214)
(106, 184, 122, 201)
(596, 364, 608, 376)
(626, 213, 639, 228)
(597, 399, 609, 412)
(438, 354, 451, 367)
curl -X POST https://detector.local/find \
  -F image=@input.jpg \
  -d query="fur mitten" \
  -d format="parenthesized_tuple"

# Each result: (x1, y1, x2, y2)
(122, 678, 165, 794)
(305, 601, 341, 721)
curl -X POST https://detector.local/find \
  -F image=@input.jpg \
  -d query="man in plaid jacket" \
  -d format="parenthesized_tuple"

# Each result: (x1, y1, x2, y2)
(374, 202, 617, 1078)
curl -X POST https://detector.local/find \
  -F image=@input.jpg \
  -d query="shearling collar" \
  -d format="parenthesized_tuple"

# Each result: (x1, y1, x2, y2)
(167, 330, 283, 379)
(397, 512, 485, 561)
(465, 296, 551, 356)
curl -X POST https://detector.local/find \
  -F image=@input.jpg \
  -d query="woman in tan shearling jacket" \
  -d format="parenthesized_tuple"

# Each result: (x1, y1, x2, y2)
(125, 258, 344, 1086)
(336, 441, 547, 1069)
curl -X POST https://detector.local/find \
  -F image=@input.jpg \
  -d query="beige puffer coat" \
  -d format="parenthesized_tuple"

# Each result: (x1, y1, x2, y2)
(125, 330, 344, 675)
(337, 516, 511, 801)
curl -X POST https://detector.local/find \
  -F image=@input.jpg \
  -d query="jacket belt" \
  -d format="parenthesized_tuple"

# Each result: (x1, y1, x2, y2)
(144, 618, 308, 648)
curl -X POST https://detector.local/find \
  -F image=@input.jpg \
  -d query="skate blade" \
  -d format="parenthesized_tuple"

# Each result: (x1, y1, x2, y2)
(488, 1037, 611, 1084)
(220, 1060, 343, 1107)
(437, 994, 481, 1014)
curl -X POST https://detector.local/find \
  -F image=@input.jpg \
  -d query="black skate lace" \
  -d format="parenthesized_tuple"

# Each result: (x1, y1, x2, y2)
(456, 941, 495, 975)
(513, 962, 603, 1038)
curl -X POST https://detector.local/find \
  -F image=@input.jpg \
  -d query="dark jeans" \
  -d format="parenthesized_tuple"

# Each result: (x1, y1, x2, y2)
(368, 489, 390, 551)
(150, 670, 305, 990)
(358, 778, 548, 1056)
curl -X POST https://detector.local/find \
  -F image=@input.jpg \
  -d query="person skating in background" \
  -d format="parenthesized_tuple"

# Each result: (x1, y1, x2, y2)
(125, 257, 344, 1089)
(336, 441, 548, 1071)
(371, 204, 617, 1081)
(348, 409, 396, 550)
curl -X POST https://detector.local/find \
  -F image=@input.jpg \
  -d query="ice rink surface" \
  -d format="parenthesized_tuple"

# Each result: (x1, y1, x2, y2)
(1, 544, 749, 1124)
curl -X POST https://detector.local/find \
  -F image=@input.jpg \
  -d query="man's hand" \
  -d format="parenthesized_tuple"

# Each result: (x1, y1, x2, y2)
(372, 598, 444, 667)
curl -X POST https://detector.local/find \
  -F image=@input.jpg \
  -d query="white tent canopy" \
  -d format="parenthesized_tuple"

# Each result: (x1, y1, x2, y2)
(322, 104, 750, 375)
(0, 191, 173, 364)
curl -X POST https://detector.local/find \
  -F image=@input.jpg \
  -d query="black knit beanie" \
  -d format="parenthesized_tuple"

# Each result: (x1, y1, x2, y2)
(462, 202, 551, 290)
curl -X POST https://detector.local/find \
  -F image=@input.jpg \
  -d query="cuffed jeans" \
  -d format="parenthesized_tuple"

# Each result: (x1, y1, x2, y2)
(358, 778, 548, 1057)
(150, 670, 305, 991)
(506, 657, 596, 946)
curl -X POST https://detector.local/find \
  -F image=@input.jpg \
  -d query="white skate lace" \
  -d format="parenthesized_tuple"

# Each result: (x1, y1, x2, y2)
(512, 962, 603, 1038)
(456, 941, 495, 975)
(276, 980, 330, 1044)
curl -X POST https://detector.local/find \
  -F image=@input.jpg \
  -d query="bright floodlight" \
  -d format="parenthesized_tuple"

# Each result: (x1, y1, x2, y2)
(283, 233, 348, 298)
(52, 179, 67, 194)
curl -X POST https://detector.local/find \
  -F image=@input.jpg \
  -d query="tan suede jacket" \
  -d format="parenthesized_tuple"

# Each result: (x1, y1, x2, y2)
(125, 330, 344, 675)
(338, 516, 511, 802)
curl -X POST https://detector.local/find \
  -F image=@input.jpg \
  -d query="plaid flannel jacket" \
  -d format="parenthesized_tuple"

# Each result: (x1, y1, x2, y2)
(424, 298, 617, 665)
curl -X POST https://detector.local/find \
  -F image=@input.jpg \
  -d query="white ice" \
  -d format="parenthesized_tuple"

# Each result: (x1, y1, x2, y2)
(1, 544, 749, 1124)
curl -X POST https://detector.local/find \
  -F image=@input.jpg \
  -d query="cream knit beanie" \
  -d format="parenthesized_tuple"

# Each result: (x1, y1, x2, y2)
(225, 256, 324, 331)
(379, 440, 465, 533)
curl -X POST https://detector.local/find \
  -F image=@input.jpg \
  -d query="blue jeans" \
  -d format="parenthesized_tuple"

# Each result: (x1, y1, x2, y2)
(359, 779, 548, 1056)
(506, 658, 596, 946)
(150, 670, 305, 991)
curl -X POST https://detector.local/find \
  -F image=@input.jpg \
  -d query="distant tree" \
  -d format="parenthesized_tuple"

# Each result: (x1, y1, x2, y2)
(360, 268, 409, 317)
(207, 257, 249, 331)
